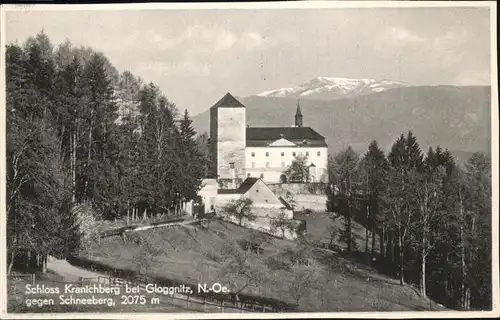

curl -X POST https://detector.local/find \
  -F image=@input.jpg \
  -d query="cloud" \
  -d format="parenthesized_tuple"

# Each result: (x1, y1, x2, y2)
(387, 26, 426, 44)
(181, 25, 238, 52)
(240, 32, 267, 49)
(138, 60, 212, 77)
(125, 26, 271, 79)
(375, 26, 426, 50)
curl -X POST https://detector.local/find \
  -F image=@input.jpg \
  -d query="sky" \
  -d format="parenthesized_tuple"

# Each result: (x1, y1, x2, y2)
(4, 4, 492, 115)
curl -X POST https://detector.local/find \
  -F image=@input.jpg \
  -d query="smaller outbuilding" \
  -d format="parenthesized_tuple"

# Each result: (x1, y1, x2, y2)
(192, 177, 297, 238)
(215, 177, 296, 238)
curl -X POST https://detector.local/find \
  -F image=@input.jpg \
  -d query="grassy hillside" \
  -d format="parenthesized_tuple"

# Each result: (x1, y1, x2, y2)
(193, 86, 491, 162)
(81, 220, 446, 312)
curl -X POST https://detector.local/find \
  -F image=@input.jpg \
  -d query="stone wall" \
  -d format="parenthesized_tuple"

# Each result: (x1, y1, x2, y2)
(267, 182, 329, 196)
(222, 214, 298, 240)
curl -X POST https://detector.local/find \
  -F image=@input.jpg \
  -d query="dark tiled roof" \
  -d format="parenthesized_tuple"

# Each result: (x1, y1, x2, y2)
(211, 93, 246, 109)
(237, 177, 259, 194)
(246, 139, 327, 147)
(246, 127, 325, 141)
(216, 177, 261, 194)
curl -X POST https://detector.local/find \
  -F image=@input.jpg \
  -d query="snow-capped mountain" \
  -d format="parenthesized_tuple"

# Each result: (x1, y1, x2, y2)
(256, 77, 409, 100)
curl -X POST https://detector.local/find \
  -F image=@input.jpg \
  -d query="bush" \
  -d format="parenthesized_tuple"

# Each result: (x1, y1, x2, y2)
(306, 183, 328, 194)
(72, 202, 100, 251)
(203, 249, 224, 263)
(237, 239, 264, 255)
(266, 255, 291, 271)
(371, 298, 391, 311)
(303, 208, 313, 216)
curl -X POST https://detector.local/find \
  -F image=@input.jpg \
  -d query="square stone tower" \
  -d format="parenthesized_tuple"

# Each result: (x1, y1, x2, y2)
(210, 93, 246, 189)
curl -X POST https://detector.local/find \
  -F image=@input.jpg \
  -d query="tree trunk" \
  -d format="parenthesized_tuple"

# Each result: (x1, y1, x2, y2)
(72, 129, 77, 203)
(42, 254, 47, 274)
(347, 201, 352, 253)
(390, 231, 395, 264)
(7, 250, 15, 275)
(459, 195, 467, 310)
(365, 205, 369, 257)
(465, 287, 471, 310)
(380, 224, 385, 260)
(84, 116, 94, 200)
(26, 250, 31, 270)
(387, 230, 393, 268)
(371, 229, 376, 255)
(365, 229, 370, 264)
(399, 234, 405, 285)
(420, 251, 427, 297)
(127, 202, 130, 225)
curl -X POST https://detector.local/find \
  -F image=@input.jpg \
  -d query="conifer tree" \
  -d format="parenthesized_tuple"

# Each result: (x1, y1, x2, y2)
(330, 146, 360, 253)
(179, 109, 206, 202)
(383, 132, 423, 285)
(359, 140, 389, 262)
(6, 37, 78, 273)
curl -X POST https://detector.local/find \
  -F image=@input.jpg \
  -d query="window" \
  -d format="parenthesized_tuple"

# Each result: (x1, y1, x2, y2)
(281, 152, 285, 157)
(266, 162, 270, 168)
(251, 152, 255, 157)
(265, 152, 269, 157)
(251, 162, 255, 168)
(256, 189, 259, 193)
(306, 152, 309, 157)
(260, 173, 264, 179)
(317, 151, 321, 156)
(293, 152, 296, 157)
(229, 162, 235, 169)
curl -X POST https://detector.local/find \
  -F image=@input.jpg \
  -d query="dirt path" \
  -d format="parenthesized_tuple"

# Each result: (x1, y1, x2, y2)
(47, 255, 106, 282)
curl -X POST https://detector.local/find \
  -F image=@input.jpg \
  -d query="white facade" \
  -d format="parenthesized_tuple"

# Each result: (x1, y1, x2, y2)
(245, 143, 328, 183)
(197, 179, 218, 213)
(210, 93, 328, 186)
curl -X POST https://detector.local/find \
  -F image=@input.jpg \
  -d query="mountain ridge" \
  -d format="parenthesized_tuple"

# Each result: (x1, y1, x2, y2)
(254, 76, 409, 100)
(193, 85, 491, 163)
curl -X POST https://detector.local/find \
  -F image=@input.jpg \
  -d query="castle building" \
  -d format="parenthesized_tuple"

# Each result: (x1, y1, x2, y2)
(210, 93, 328, 186)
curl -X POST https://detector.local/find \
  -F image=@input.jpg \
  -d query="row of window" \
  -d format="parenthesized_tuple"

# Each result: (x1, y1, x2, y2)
(251, 162, 286, 168)
(231, 162, 320, 170)
(251, 151, 321, 157)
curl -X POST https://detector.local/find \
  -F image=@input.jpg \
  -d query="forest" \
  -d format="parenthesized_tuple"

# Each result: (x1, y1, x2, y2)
(328, 134, 492, 310)
(5, 32, 210, 274)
